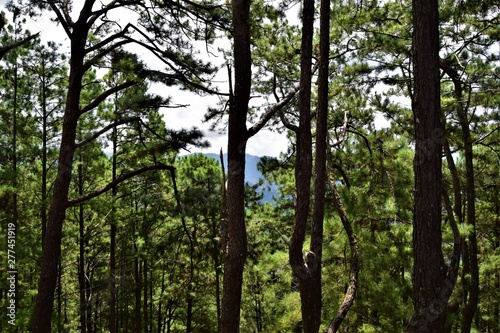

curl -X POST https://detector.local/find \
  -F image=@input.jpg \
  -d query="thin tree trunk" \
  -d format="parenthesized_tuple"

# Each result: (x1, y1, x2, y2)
(78, 157, 88, 333)
(109, 108, 118, 333)
(11, 27, 20, 318)
(150, 270, 154, 333)
(86, 269, 93, 333)
(144, 258, 149, 333)
(326, 173, 360, 333)
(157, 271, 166, 333)
(41, 60, 48, 249)
(57, 257, 63, 331)
(135, 251, 142, 333)
(217, 150, 226, 333)
(440, 60, 479, 333)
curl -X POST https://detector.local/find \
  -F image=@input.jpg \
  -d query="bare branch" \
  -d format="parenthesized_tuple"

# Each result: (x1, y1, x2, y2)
(66, 164, 174, 207)
(248, 61, 320, 138)
(75, 117, 141, 148)
(247, 81, 300, 138)
(80, 81, 137, 114)
(85, 24, 132, 54)
(47, 0, 73, 37)
(0, 33, 40, 61)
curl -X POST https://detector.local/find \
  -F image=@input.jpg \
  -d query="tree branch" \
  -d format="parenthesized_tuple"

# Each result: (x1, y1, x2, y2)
(247, 81, 300, 138)
(442, 188, 461, 303)
(75, 116, 141, 149)
(85, 24, 132, 54)
(326, 168, 360, 333)
(66, 164, 174, 207)
(0, 33, 40, 61)
(80, 80, 137, 114)
(47, 0, 73, 37)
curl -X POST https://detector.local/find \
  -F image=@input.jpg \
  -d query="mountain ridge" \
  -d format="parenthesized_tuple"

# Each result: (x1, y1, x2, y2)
(201, 153, 277, 203)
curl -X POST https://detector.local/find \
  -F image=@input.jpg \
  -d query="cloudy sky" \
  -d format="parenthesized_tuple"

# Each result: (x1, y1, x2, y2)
(11, 1, 290, 157)
(9, 1, 390, 158)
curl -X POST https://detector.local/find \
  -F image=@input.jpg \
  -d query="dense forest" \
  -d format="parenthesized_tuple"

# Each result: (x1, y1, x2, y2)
(0, 0, 498, 332)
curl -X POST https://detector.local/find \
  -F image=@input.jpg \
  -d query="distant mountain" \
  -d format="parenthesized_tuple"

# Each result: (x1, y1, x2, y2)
(203, 153, 278, 203)
(203, 153, 262, 183)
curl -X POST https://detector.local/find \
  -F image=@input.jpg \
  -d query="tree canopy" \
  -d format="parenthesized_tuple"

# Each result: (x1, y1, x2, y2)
(0, 0, 498, 332)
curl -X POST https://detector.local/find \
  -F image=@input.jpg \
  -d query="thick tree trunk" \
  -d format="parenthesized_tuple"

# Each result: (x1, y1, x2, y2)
(406, 0, 450, 331)
(31, 14, 88, 330)
(220, 1, 251, 332)
(32, 109, 80, 332)
(303, 0, 330, 330)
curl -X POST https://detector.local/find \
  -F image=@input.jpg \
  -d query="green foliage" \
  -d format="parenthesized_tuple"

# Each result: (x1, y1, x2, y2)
(0, 0, 498, 331)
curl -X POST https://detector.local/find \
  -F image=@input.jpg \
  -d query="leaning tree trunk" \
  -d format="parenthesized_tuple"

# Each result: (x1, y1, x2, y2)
(32, 66, 85, 333)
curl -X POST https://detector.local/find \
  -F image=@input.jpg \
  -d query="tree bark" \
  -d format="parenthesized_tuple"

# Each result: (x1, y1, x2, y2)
(406, 0, 451, 331)
(220, 1, 251, 331)
(32, 78, 83, 333)
(135, 244, 142, 333)
(303, 0, 330, 330)
(31, 10, 89, 329)
(78, 158, 88, 333)
(288, 0, 315, 332)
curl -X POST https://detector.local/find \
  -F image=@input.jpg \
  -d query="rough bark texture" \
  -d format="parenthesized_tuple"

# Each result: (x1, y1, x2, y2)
(31, 24, 86, 329)
(306, 0, 330, 330)
(406, 0, 449, 331)
(220, 1, 251, 331)
(289, 0, 315, 332)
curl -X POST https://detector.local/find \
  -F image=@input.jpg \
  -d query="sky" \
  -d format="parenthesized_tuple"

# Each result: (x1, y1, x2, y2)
(9, 1, 290, 157)
(5, 1, 390, 158)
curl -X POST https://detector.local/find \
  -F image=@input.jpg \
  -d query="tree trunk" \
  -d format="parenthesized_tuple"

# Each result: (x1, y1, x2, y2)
(144, 258, 149, 333)
(41, 61, 48, 249)
(326, 173, 360, 332)
(78, 160, 88, 333)
(32, 108, 80, 333)
(289, 0, 315, 331)
(57, 257, 63, 331)
(31, 15, 88, 331)
(217, 150, 226, 332)
(406, 0, 449, 331)
(220, 1, 251, 331)
(135, 249, 142, 333)
(109, 110, 118, 333)
(304, 0, 330, 330)
(440, 60, 480, 333)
